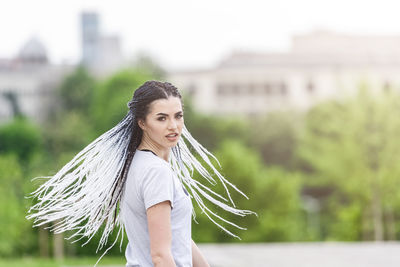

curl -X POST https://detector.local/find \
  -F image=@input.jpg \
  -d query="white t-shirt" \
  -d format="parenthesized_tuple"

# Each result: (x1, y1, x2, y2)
(121, 149, 193, 267)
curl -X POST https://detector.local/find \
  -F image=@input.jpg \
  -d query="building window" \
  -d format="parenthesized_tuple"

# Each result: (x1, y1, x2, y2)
(232, 84, 240, 95)
(307, 81, 315, 93)
(264, 83, 271, 95)
(280, 82, 287, 95)
(217, 84, 226, 95)
(248, 84, 256, 95)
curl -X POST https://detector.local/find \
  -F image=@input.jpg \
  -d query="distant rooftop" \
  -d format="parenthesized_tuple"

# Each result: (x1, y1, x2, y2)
(218, 30, 400, 69)
(292, 30, 400, 56)
(18, 37, 48, 64)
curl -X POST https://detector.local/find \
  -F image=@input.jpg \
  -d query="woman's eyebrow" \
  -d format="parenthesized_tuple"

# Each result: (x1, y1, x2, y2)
(156, 111, 183, 116)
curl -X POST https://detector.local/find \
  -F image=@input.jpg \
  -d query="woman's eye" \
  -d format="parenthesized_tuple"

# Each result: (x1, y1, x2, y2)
(157, 115, 183, 121)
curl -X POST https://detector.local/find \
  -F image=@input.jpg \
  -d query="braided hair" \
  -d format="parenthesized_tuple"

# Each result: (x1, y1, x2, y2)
(27, 80, 255, 266)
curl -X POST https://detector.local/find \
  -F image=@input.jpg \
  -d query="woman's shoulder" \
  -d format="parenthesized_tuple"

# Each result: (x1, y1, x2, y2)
(134, 149, 168, 164)
(131, 151, 173, 177)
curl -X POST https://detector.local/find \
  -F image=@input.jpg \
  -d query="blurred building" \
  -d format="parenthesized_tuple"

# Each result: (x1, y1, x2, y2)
(168, 30, 400, 116)
(0, 12, 125, 124)
(0, 37, 72, 124)
(81, 12, 125, 76)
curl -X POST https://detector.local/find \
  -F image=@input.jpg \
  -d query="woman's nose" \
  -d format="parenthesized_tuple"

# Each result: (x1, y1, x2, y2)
(168, 119, 177, 129)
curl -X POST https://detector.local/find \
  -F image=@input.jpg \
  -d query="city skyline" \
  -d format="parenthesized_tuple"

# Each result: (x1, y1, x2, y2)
(1, 0, 400, 70)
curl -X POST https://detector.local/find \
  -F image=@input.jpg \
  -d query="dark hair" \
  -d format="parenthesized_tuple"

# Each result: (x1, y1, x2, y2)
(129, 80, 183, 119)
(111, 81, 183, 220)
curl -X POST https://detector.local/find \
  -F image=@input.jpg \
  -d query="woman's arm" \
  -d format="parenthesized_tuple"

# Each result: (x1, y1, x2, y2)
(147, 200, 176, 267)
(192, 239, 210, 267)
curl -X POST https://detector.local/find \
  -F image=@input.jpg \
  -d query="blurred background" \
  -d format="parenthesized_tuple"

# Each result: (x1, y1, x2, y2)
(2, 0, 400, 266)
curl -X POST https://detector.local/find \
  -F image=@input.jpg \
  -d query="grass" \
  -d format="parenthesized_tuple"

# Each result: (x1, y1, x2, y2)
(0, 256, 125, 267)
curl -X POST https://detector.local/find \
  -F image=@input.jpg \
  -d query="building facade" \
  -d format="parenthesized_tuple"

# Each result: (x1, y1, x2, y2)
(0, 37, 72, 124)
(168, 30, 400, 116)
(81, 12, 124, 76)
(0, 12, 124, 124)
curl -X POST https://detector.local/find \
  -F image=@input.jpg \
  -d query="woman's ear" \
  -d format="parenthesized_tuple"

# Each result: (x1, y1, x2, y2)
(138, 119, 145, 130)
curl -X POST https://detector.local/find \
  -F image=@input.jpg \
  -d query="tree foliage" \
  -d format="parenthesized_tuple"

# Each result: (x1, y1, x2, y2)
(58, 66, 96, 113)
(297, 86, 400, 240)
(0, 118, 42, 163)
(91, 69, 154, 134)
(191, 139, 305, 243)
(0, 155, 35, 256)
(246, 111, 302, 169)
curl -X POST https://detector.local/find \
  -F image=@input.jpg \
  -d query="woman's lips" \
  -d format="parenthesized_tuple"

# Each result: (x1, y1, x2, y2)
(166, 133, 178, 141)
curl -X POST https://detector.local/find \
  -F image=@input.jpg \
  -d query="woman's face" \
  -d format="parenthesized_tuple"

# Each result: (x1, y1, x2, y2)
(138, 96, 184, 150)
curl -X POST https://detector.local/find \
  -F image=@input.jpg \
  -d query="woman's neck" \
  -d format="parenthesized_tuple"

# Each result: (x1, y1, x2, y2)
(138, 138, 170, 162)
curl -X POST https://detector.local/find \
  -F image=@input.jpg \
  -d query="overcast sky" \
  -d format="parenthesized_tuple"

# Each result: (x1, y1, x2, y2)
(1, 0, 400, 70)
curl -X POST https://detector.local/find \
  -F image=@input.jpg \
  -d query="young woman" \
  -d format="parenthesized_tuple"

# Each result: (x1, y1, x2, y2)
(27, 81, 254, 267)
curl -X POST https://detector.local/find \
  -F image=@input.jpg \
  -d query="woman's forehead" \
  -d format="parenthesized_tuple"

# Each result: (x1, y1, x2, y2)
(149, 97, 182, 114)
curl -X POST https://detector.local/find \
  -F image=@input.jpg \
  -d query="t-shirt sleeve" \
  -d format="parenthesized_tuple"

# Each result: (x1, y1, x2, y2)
(141, 164, 175, 210)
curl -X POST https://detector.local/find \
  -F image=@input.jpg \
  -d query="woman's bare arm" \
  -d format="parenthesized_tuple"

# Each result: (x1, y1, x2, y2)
(192, 239, 210, 267)
(147, 200, 176, 267)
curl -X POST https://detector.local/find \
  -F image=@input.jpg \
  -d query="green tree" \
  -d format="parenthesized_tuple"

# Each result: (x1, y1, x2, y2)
(42, 111, 94, 157)
(252, 167, 305, 242)
(26, 66, 98, 258)
(297, 85, 400, 241)
(131, 52, 166, 79)
(182, 94, 249, 152)
(91, 69, 153, 134)
(191, 138, 262, 242)
(246, 110, 302, 169)
(0, 155, 35, 256)
(43, 65, 97, 158)
(0, 117, 42, 164)
(58, 66, 96, 113)
(191, 139, 305, 243)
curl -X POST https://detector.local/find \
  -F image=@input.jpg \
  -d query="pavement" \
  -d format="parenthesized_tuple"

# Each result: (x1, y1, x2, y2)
(199, 242, 400, 267)
(65, 242, 400, 267)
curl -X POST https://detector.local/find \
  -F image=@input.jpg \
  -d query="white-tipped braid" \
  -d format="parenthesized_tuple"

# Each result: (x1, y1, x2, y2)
(27, 111, 255, 266)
